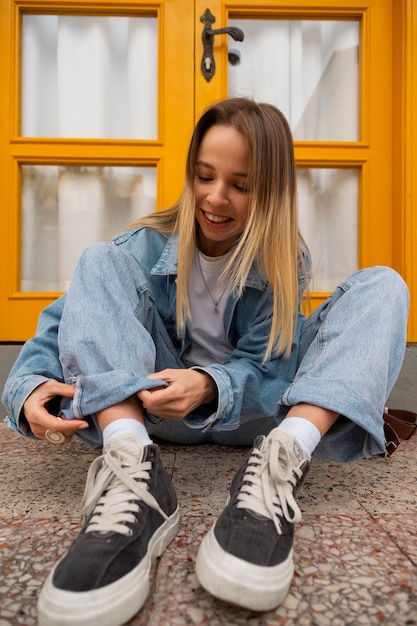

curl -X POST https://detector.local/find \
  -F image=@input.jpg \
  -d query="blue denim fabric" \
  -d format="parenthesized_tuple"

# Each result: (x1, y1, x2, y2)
(278, 267, 409, 460)
(2, 226, 409, 462)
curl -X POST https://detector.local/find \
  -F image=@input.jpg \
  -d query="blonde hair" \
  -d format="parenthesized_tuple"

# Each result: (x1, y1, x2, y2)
(130, 97, 309, 360)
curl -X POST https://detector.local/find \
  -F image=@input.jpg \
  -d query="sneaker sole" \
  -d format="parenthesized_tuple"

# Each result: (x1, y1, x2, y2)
(196, 524, 294, 612)
(37, 507, 179, 626)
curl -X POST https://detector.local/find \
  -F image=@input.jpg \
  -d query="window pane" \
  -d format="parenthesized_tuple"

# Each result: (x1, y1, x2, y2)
(297, 168, 359, 291)
(22, 15, 158, 139)
(228, 19, 359, 141)
(21, 165, 156, 292)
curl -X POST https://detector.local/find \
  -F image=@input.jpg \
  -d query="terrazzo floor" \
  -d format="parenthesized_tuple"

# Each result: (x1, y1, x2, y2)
(1, 422, 416, 626)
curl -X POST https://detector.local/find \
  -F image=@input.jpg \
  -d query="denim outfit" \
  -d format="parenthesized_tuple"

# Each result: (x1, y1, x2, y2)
(2, 226, 409, 462)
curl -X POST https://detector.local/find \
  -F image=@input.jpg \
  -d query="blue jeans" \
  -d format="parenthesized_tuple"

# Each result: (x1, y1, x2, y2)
(57, 245, 408, 461)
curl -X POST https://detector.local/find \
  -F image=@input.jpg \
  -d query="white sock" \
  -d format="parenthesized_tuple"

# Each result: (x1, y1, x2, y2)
(278, 417, 321, 461)
(102, 419, 153, 449)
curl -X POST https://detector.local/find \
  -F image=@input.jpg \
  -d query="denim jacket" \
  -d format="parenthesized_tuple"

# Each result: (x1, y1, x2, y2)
(2, 226, 309, 436)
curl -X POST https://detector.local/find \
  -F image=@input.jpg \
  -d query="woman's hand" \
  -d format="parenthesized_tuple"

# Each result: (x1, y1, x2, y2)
(137, 369, 217, 420)
(23, 380, 89, 444)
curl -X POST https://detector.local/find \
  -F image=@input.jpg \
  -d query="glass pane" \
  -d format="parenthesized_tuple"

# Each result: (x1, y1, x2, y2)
(22, 15, 158, 139)
(297, 168, 359, 291)
(228, 19, 359, 141)
(21, 165, 156, 292)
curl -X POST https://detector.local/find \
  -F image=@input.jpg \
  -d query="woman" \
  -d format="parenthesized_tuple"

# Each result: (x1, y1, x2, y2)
(2, 98, 408, 626)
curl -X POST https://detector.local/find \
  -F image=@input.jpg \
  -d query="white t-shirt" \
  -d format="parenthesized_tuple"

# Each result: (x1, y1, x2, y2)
(182, 249, 234, 367)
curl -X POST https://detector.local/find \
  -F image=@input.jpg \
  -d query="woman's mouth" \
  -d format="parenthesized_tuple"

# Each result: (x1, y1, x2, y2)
(203, 210, 231, 224)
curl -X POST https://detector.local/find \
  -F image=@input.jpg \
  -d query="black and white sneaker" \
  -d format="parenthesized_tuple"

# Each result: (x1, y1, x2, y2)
(38, 433, 179, 626)
(196, 428, 309, 612)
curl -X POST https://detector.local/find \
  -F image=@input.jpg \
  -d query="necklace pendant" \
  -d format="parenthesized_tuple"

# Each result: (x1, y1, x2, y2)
(213, 303, 219, 314)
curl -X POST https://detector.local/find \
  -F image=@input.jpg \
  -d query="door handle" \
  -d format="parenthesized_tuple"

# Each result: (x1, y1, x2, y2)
(200, 9, 244, 82)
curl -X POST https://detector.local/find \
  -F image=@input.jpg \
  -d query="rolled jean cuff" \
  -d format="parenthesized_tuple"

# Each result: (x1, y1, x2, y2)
(60, 371, 168, 419)
(277, 377, 386, 457)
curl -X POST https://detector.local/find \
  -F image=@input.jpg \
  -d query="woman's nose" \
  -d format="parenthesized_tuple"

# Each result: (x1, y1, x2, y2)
(207, 183, 229, 207)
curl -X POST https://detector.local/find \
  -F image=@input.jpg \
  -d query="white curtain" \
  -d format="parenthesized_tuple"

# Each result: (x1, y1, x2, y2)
(22, 15, 158, 138)
(21, 15, 158, 291)
(297, 169, 358, 291)
(229, 19, 359, 290)
(21, 166, 156, 292)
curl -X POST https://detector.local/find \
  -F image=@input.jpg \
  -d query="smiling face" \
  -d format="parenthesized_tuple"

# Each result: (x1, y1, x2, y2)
(194, 124, 250, 257)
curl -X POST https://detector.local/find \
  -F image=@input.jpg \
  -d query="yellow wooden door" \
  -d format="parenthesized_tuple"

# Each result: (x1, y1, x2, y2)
(195, 0, 394, 306)
(0, 0, 413, 340)
(0, 0, 195, 340)
(195, 0, 416, 339)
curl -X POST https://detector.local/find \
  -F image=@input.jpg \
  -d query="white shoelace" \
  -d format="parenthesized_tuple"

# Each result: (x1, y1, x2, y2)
(236, 431, 304, 535)
(81, 446, 168, 536)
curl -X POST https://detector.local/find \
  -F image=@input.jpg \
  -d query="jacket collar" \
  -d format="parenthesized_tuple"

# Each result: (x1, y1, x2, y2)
(151, 234, 267, 291)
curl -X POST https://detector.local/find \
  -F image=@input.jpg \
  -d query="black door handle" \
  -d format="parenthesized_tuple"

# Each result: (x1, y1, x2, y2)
(200, 9, 244, 82)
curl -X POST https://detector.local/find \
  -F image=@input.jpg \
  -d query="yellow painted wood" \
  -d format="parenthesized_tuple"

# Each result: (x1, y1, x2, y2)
(0, 0, 195, 339)
(407, 0, 417, 340)
(0, 0, 415, 341)
(392, 0, 416, 340)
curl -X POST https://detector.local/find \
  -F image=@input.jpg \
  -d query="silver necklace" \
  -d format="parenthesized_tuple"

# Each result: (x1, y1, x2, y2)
(197, 252, 229, 315)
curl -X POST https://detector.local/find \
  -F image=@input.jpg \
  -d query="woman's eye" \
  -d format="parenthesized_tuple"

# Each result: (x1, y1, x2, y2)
(195, 173, 248, 193)
(196, 174, 212, 182)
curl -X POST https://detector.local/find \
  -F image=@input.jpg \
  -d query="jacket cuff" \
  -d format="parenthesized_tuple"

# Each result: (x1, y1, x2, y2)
(3, 375, 51, 437)
(185, 365, 238, 432)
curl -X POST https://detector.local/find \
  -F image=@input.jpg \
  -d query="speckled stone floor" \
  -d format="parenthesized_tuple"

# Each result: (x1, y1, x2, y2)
(1, 422, 416, 626)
